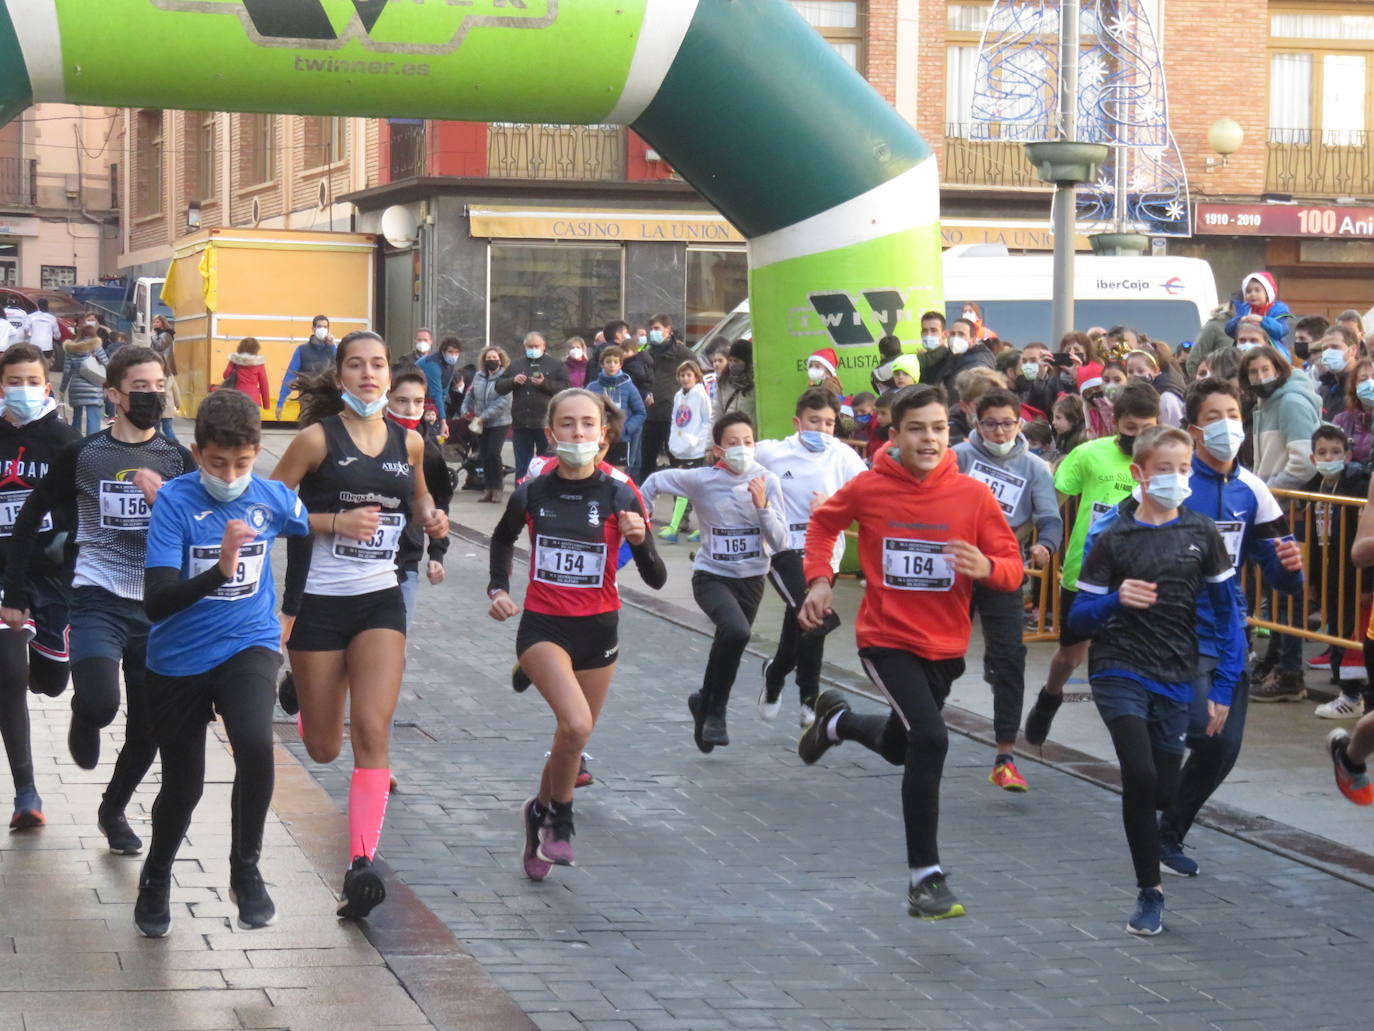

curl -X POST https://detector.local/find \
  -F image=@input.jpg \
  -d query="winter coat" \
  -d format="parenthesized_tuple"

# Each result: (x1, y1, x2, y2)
(564, 356, 589, 389)
(1333, 407, 1374, 468)
(276, 339, 336, 410)
(418, 352, 463, 420)
(1251, 372, 1322, 488)
(221, 352, 271, 408)
(643, 335, 697, 422)
(586, 370, 646, 443)
(712, 374, 756, 424)
(495, 355, 570, 429)
(62, 337, 107, 408)
(461, 369, 513, 428)
(942, 344, 996, 400)
(161, 374, 182, 420)
(1186, 307, 1232, 378)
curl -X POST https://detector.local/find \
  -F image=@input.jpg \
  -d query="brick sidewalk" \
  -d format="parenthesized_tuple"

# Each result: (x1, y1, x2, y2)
(0, 692, 533, 1031)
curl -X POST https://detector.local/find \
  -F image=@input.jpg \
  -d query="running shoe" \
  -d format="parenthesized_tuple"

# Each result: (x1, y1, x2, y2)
(134, 875, 172, 938)
(9, 784, 43, 831)
(757, 658, 783, 722)
(1127, 887, 1164, 935)
(1023, 689, 1064, 747)
(511, 663, 531, 693)
(520, 798, 552, 880)
(278, 669, 299, 716)
(68, 714, 100, 770)
(907, 873, 965, 920)
(1159, 837, 1198, 877)
(229, 867, 278, 929)
(658, 528, 679, 544)
(1328, 728, 1374, 806)
(1307, 647, 1333, 670)
(987, 759, 1029, 792)
(687, 692, 714, 754)
(98, 809, 142, 855)
(537, 811, 575, 867)
(797, 690, 849, 765)
(686, 530, 700, 543)
(798, 703, 816, 729)
(575, 755, 593, 789)
(1315, 694, 1363, 719)
(702, 713, 729, 747)
(336, 855, 387, 920)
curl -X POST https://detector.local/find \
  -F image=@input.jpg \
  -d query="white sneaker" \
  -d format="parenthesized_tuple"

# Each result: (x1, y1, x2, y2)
(799, 704, 816, 729)
(1315, 695, 1364, 719)
(757, 660, 782, 721)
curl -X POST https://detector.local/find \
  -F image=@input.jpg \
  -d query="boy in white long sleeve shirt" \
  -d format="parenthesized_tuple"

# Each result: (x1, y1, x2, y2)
(659, 361, 714, 543)
(641, 412, 787, 751)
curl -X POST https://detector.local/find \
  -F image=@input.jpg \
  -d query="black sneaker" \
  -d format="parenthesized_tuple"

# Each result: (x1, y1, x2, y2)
(907, 873, 966, 920)
(1023, 689, 1064, 747)
(98, 809, 142, 855)
(797, 689, 849, 765)
(799, 609, 842, 641)
(68, 714, 100, 770)
(512, 663, 532, 693)
(687, 692, 714, 754)
(336, 855, 386, 920)
(278, 669, 299, 716)
(702, 713, 729, 747)
(134, 875, 172, 938)
(229, 868, 278, 930)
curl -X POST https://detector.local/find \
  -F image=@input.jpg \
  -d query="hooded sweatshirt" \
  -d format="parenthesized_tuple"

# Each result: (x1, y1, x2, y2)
(1226, 271, 1293, 348)
(222, 351, 271, 408)
(755, 432, 868, 569)
(953, 432, 1062, 551)
(641, 460, 787, 579)
(0, 405, 79, 580)
(668, 382, 712, 460)
(804, 447, 1023, 658)
(1252, 372, 1321, 488)
(586, 369, 646, 442)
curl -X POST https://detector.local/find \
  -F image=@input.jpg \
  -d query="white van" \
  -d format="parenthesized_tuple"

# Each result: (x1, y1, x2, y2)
(696, 248, 1219, 352)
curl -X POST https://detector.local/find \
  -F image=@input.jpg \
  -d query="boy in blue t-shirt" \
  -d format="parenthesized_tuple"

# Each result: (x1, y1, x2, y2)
(132, 390, 309, 938)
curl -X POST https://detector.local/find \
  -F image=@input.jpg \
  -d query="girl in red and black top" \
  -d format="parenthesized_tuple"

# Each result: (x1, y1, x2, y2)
(488, 388, 666, 879)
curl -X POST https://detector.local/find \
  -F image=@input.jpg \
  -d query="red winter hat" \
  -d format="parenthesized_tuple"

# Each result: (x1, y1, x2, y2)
(808, 347, 838, 376)
(1076, 363, 1103, 393)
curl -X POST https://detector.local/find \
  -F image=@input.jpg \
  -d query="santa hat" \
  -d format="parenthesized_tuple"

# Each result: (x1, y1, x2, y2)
(1076, 364, 1103, 393)
(807, 347, 838, 377)
(1242, 271, 1277, 305)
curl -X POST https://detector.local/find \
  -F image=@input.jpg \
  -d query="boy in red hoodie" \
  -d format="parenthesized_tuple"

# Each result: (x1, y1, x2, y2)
(796, 384, 1023, 920)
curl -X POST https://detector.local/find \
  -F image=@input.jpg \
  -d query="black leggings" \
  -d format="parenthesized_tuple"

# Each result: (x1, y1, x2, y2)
(766, 550, 823, 704)
(837, 649, 964, 869)
(1105, 716, 1183, 889)
(144, 647, 281, 879)
(480, 425, 507, 492)
(691, 571, 765, 716)
(73, 656, 155, 816)
(0, 631, 68, 791)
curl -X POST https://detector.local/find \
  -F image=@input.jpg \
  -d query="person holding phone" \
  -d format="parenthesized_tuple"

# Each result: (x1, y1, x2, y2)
(496, 332, 570, 479)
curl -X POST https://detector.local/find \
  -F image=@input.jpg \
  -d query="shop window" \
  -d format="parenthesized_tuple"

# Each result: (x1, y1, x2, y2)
(488, 244, 622, 350)
(789, 1, 863, 69)
(686, 249, 748, 343)
(40, 265, 76, 290)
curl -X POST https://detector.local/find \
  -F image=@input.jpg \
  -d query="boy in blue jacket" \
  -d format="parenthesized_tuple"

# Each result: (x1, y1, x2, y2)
(586, 345, 646, 471)
(1225, 271, 1293, 352)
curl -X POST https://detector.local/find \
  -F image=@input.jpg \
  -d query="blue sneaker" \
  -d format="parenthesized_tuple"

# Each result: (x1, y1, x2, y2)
(10, 784, 43, 831)
(686, 530, 700, 543)
(1159, 838, 1198, 877)
(658, 528, 679, 544)
(1127, 887, 1164, 935)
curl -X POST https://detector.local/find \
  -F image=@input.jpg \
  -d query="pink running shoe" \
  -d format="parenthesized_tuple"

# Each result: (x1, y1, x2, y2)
(521, 799, 552, 880)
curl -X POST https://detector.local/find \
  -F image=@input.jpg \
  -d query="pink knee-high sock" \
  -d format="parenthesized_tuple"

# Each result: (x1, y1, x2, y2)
(348, 767, 391, 862)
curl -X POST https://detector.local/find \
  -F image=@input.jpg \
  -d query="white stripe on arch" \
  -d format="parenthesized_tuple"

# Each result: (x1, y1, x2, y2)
(603, 0, 700, 126)
(748, 159, 940, 268)
(8, 0, 66, 101)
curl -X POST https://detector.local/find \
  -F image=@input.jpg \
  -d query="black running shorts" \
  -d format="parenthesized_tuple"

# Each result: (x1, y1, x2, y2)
(516, 609, 619, 671)
(288, 587, 407, 652)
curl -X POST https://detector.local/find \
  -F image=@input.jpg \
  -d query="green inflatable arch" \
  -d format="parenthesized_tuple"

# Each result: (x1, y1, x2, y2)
(0, 0, 941, 436)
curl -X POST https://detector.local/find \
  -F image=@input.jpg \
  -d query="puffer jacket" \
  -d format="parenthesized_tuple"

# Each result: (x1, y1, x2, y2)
(461, 369, 513, 427)
(62, 337, 107, 408)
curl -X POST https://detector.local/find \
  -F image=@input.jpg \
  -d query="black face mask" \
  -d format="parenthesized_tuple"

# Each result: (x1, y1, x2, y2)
(124, 391, 164, 430)
(484, 359, 500, 373)
(1293, 338, 1311, 361)
(1251, 379, 1278, 400)
(1116, 433, 1136, 457)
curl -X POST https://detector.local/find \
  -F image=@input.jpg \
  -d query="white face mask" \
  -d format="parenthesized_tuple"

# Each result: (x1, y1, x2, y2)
(983, 435, 1016, 457)
(313, 326, 328, 341)
(1145, 471, 1192, 509)
(555, 439, 600, 466)
(806, 366, 826, 383)
(1201, 418, 1245, 462)
(569, 347, 585, 361)
(949, 336, 970, 355)
(1021, 362, 1041, 381)
(200, 468, 252, 503)
(721, 444, 754, 473)
(415, 339, 431, 354)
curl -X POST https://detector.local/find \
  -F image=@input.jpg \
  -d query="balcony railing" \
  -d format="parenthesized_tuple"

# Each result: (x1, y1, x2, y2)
(487, 124, 626, 181)
(388, 122, 426, 181)
(941, 124, 1039, 188)
(1267, 128, 1374, 197)
(0, 157, 37, 207)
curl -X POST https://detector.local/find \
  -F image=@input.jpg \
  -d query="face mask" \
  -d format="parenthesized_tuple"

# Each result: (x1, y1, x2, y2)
(983, 435, 1016, 457)
(525, 348, 542, 361)
(443, 353, 458, 366)
(806, 366, 826, 384)
(124, 391, 164, 431)
(1021, 362, 1041, 381)
(1103, 382, 1123, 401)
(313, 326, 328, 341)
(385, 408, 421, 431)
(415, 340, 431, 354)
(1236, 341, 1260, 353)
(1358, 379, 1374, 407)
(1201, 418, 1245, 462)
(721, 444, 754, 473)
(855, 413, 872, 428)
(484, 359, 500, 373)
(84, 320, 98, 329)
(921, 335, 942, 351)
(799, 430, 829, 452)
(649, 329, 665, 345)
(555, 439, 600, 466)
(569, 348, 585, 361)
(962, 309, 977, 321)
(1293, 338, 1312, 361)
(1251, 375, 1278, 399)
(200, 468, 252, 504)
(635, 335, 647, 347)
(1317, 459, 1346, 479)
(1145, 471, 1192, 509)
(1116, 433, 1136, 457)
(4, 385, 45, 423)
(949, 337, 969, 355)
(728, 360, 746, 377)
(1322, 349, 1348, 373)
(341, 390, 387, 418)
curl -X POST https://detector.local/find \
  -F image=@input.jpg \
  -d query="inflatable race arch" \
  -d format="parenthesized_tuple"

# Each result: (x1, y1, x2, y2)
(0, 0, 941, 435)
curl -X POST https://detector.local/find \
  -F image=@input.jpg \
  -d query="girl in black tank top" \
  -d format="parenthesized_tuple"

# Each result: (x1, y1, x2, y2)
(270, 332, 448, 922)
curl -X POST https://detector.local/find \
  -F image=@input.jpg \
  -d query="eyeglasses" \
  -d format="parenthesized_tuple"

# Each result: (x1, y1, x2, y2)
(978, 420, 1019, 432)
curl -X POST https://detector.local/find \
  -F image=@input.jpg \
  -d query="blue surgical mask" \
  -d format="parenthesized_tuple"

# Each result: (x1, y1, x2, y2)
(1145, 472, 1192, 509)
(1201, 418, 1245, 462)
(1236, 342, 1259, 353)
(1358, 379, 1374, 407)
(799, 430, 829, 452)
(200, 468, 252, 503)
(649, 329, 666, 345)
(4, 385, 46, 424)
(341, 390, 388, 418)
(1316, 459, 1346, 479)
(1322, 349, 1348, 373)
(921, 335, 942, 351)
(1021, 362, 1041, 381)
(525, 348, 542, 360)
(855, 413, 873, 428)
(443, 353, 458, 366)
